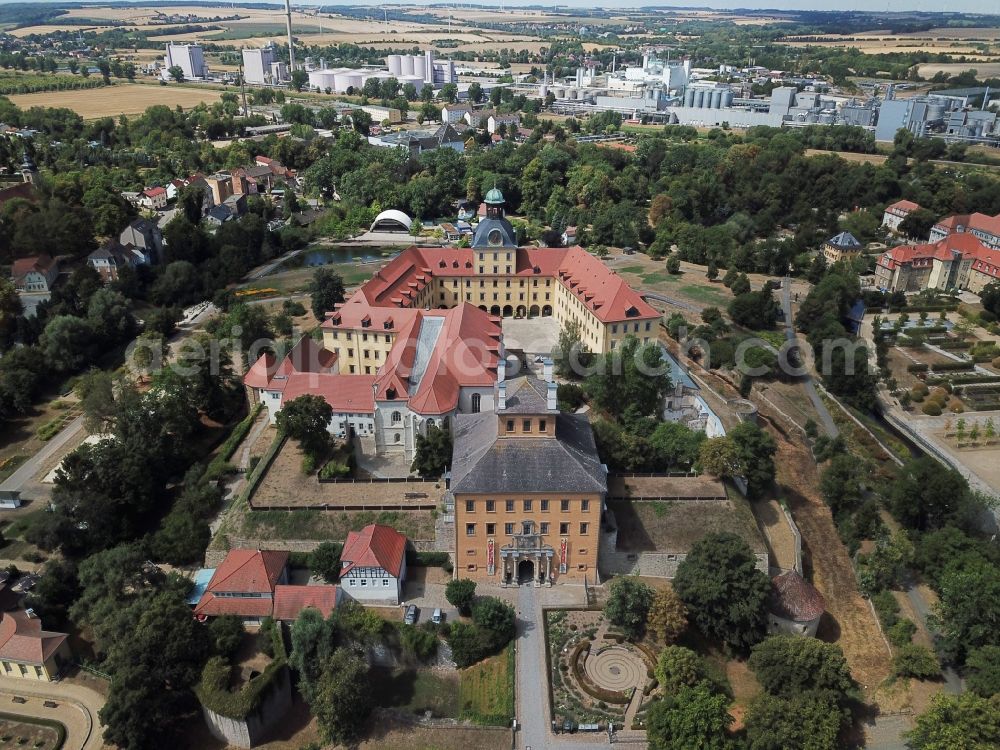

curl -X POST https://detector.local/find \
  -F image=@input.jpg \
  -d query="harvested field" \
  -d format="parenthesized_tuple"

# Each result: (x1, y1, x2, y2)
(8, 83, 222, 118)
(917, 62, 1000, 79)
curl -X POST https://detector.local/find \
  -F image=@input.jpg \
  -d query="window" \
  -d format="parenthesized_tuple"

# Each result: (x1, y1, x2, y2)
(541, 499, 549, 511)
(360, 579, 368, 586)
(506, 419, 514, 431)
(581, 499, 589, 512)
(347, 348, 354, 357)
(466, 523, 476, 536)
(580, 523, 589, 535)
(465, 500, 475, 512)
(471, 393, 481, 413)
(486, 523, 496, 535)
(394, 434, 401, 443)
(505, 523, 514, 535)
(523, 419, 531, 432)
(540, 522, 549, 534)
(486, 499, 495, 512)
(559, 522, 569, 535)
(382, 579, 389, 586)
(522, 521, 533, 535)
(467, 564, 476, 571)
(506, 500, 514, 512)
(539, 419, 547, 432)
(523, 499, 532, 511)
(392, 411, 401, 424)
(560, 499, 570, 511)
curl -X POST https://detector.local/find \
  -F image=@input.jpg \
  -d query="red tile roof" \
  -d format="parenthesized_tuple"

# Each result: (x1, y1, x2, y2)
(10, 254, 56, 281)
(341, 524, 407, 578)
(0, 611, 68, 664)
(206, 549, 288, 594)
(193, 595, 275, 619)
(878, 233, 989, 272)
(885, 199, 920, 214)
(281, 372, 376, 413)
(272, 585, 338, 621)
(933, 212, 1000, 238)
(143, 187, 166, 197)
(244, 352, 278, 389)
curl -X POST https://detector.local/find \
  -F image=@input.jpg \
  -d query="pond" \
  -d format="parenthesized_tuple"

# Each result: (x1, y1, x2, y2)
(267, 245, 399, 274)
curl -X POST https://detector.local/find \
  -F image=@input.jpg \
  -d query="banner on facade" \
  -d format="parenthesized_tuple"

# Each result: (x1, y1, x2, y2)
(487, 538, 495, 575)
(559, 538, 568, 575)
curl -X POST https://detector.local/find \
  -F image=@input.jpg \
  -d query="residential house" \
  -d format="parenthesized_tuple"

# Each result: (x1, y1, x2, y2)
(451, 369, 607, 584)
(339, 524, 408, 604)
(0, 611, 71, 682)
(441, 222, 462, 242)
(929, 211, 1000, 250)
(821, 231, 862, 265)
(561, 226, 577, 246)
(205, 174, 234, 207)
(487, 113, 520, 135)
(272, 584, 340, 622)
(434, 122, 465, 152)
(882, 199, 921, 233)
(194, 549, 289, 625)
(205, 204, 235, 228)
(119, 218, 163, 265)
(441, 104, 474, 125)
(165, 178, 186, 201)
(11, 254, 58, 293)
(87, 240, 144, 283)
(138, 186, 168, 211)
(463, 109, 488, 129)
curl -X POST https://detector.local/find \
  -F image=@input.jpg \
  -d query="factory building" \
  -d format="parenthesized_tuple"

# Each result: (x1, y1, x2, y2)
(161, 43, 207, 81)
(307, 51, 457, 95)
(242, 45, 288, 85)
(386, 51, 456, 86)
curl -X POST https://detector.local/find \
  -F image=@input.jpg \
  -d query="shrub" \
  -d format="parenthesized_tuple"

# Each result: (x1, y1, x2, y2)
(654, 646, 706, 692)
(892, 644, 939, 680)
(907, 363, 930, 373)
(872, 590, 900, 629)
(887, 618, 917, 648)
(318, 461, 351, 479)
(922, 402, 942, 416)
(947, 398, 965, 413)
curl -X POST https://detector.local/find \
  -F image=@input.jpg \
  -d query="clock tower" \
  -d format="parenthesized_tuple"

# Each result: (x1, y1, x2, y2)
(471, 187, 518, 250)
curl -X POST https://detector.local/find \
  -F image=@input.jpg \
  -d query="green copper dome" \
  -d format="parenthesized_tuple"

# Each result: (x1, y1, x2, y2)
(484, 187, 505, 205)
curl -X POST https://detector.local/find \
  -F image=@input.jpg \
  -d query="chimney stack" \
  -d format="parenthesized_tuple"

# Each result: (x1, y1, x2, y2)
(543, 357, 554, 383)
(546, 382, 557, 412)
(497, 382, 506, 411)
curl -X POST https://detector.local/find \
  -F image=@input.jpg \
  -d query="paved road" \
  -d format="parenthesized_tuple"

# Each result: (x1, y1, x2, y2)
(0, 416, 85, 494)
(0, 676, 105, 750)
(780, 278, 839, 438)
(903, 580, 963, 694)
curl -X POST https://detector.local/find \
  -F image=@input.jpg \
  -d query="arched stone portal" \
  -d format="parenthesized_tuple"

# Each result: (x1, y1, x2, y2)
(516, 305, 527, 318)
(529, 305, 540, 318)
(502, 305, 514, 317)
(517, 559, 535, 584)
(542, 304, 553, 316)
(478, 305, 488, 312)
(490, 305, 501, 316)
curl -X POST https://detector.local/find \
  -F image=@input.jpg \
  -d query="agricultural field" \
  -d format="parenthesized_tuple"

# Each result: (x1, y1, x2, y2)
(917, 62, 1000, 79)
(457, 645, 515, 725)
(7, 82, 223, 118)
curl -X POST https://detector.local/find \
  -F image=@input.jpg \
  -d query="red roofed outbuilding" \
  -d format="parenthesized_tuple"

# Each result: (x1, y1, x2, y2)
(340, 524, 408, 604)
(766, 571, 825, 638)
(194, 549, 289, 624)
(272, 584, 340, 622)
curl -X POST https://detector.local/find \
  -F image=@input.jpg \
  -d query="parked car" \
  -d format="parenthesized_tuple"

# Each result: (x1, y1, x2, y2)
(432, 608, 443, 625)
(404, 604, 419, 625)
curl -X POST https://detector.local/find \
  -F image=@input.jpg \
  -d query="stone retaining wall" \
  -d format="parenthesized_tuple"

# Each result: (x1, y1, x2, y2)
(201, 666, 291, 749)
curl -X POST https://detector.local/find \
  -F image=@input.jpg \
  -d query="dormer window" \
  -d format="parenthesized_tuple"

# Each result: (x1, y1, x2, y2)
(386, 387, 397, 400)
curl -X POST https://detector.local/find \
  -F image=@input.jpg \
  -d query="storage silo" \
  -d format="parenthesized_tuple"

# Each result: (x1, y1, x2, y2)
(412, 55, 426, 82)
(387, 55, 402, 75)
(723, 90, 735, 107)
(927, 101, 946, 123)
(711, 89, 723, 109)
(424, 50, 435, 83)
(694, 89, 705, 108)
(400, 55, 414, 76)
(684, 88, 695, 107)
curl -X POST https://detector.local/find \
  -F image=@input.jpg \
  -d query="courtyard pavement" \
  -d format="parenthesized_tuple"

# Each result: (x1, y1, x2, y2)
(502, 317, 561, 358)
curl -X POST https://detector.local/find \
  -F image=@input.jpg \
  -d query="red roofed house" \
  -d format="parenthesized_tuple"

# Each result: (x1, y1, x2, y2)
(340, 524, 408, 604)
(881, 199, 921, 233)
(766, 571, 825, 638)
(11, 254, 59, 293)
(138, 186, 168, 211)
(875, 233, 1000, 294)
(929, 211, 1000, 250)
(194, 549, 289, 625)
(0, 611, 71, 681)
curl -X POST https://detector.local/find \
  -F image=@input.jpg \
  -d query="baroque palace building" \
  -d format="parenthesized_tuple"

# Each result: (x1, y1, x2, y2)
(244, 188, 658, 459)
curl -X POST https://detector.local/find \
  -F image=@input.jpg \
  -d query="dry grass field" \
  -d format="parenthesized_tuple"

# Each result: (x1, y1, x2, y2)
(8, 83, 222, 118)
(917, 62, 1000, 78)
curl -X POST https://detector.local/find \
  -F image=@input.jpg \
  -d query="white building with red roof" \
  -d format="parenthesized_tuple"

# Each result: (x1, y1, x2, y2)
(10, 254, 59, 293)
(875, 232, 1000, 294)
(138, 186, 168, 211)
(881, 199, 921, 233)
(194, 548, 340, 625)
(0, 610, 71, 681)
(929, 211, 1000, 250)
(339, 524, 408, 604)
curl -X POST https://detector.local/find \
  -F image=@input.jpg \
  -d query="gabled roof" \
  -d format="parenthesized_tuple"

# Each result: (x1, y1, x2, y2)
(767, 571, 825, 622)
(11, 254, 56, 280)
(885, 199, 920, 214)
(340, 524, 407, 578)
(272, 585, 338, 621)
(450, 411, 607, 495)
(0, 611, 67, 664)
(206, 549, 288, 594)
(142, 186, 166, 197)
(878, 232, 987, 271)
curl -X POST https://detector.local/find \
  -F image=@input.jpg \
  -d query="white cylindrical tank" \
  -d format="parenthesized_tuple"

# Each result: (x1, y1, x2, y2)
(413, 55, 426, 81)
(424, 50, 435, 83)
(401, 55, 414, 76)
(387, 55, 402, 75)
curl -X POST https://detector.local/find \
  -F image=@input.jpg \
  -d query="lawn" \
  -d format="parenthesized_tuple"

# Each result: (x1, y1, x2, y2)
(616, 264, 731, 307)
(239, 508, 436, 541)
(370, 667, 459, 718)
(458, 645, 515, 726)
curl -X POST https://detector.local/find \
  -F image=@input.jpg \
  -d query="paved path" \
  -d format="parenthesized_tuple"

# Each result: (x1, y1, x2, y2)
(780, 277, 838, 438)
(0, 416, 85, 494)
(0, 676, 105, 750)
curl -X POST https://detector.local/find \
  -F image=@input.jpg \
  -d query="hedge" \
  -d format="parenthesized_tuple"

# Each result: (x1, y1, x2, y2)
(931, 362, 975, 372)
(907, 363, 929, 373)
(929, 374, 1000, 386)
(871, 590, 900, 629)
(405, 550, 452, 568)
(204, 404, 263, 482)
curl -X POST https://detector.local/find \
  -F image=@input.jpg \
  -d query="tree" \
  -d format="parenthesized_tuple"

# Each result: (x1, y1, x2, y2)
(966, 645, 1000, 697)
(289, 609, 338, 697)
(472, 596, 516, 647)
(728, 290, 778, 330)
(208, 615, 246, 659)
(39, 315, 93, 372)
(555, 319, 589, 378)
(420, 84, 434, 102)
(647, 682, 733, 750)
(744, 691, 847, 750)
(698, 437, 742, 479)
(310, 542, 342, 583)
(280, 67, 307, 92)
(411, 423, 451, 477)
(665, 254, 681, 274)
(350, 109, 372, 135)
(87, 288, 136, 344)
(888, 457, 971, 532)
(934, 558, 1000, 661)
(468, 82, 483, 103)
(898, 208, 937, 240)
(646, 587, 688, 644)
(310, 649, 372, 745)
(440, 83, 458, 103)
(906, 693, 1000, 750)
(728, 421, 776, 500)
(276, 394, 332, 459)
(654, 646, 707, 692)
(748, 636, 856, 701)
(706, 261, 719, 281)
(446, 578, 477, 616)
(604, 577, 654, 639)
(730, 273, 751, 296)
(586, 336, 672, 420)
(25, 559, 79, 626)
(308, 267, 346, 320)
(673, 533, 770, 651)
(0, 278, 22, 351)
(167, 65, 184, 83)
(893, 643, 940, 680)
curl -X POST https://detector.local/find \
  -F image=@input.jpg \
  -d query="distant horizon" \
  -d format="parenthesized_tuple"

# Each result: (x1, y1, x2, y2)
(3, 0, 1000, 15)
